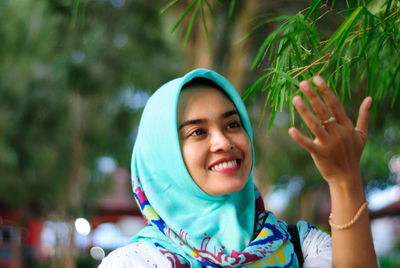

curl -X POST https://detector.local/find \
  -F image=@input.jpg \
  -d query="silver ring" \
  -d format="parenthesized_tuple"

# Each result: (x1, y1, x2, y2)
(321, 116, 336, 125)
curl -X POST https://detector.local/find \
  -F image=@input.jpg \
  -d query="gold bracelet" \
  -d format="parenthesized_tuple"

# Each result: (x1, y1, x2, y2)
(329, 201, 368, 230)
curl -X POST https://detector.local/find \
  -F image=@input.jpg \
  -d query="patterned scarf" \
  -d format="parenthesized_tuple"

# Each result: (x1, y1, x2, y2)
(130, 69, 312, 267)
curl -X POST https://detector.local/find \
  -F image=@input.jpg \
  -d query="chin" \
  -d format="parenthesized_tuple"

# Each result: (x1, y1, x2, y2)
(208, 181, 247, 196)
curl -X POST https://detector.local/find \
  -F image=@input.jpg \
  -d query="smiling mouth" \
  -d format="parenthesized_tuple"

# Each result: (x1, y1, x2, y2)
(210, 159, 241, 171)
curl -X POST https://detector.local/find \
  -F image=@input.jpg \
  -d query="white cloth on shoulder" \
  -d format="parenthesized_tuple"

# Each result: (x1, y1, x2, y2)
(98, 227, 332, 268)
(99, 241, 172, 268)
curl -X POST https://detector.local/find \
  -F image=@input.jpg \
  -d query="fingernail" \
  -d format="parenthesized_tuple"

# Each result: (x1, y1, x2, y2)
(313, 76, 324, 86)
(292, 96, 302, 105)
(299, 80, 311, 91)
(288, 127, 297, 136)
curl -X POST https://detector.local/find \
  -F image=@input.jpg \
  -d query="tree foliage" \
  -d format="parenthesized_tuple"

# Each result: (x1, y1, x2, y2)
(0, 0, 182, 214)
(162, 0, 400, 188)
(163, 0, 400, 129)
(247, 0, 400, 129)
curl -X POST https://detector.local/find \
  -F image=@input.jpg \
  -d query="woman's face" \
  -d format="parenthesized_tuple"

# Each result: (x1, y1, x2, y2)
(178, 86, 252, 196)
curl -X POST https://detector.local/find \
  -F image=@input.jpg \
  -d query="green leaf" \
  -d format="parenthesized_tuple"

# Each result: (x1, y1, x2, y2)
(228, 0, 236, 17)
(242, 73, 269, 101)
(289, 37, 304, 65)
(304, 0, 322, 20)
(183, 1, 201, 44)
(272, 69, 300, 87)
(384, 0, 394, 17)
(200, 1, 209, 37)
(322, 6, 364, 51)
(265, 15, 295, 23)
(171, 0, 197, 34)
(71, 0, 85, 29)
(252, 26, 301, 69)
(267, 111, 277, 133)
(204, 0, 215, 18)
(161, 0, 182, 14)
(257, 88, 274, 128)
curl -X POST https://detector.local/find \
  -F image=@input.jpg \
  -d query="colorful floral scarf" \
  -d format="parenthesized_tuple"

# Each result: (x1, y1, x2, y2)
(130, 68, 312, 267)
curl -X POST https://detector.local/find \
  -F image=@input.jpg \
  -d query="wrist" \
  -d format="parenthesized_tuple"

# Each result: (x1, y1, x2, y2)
(328, 174, 368, 226)
(327, 172, 364, 191)
(328, 173, 366, 202)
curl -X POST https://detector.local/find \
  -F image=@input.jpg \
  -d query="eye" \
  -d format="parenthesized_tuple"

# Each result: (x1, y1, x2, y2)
(227, 121, 241, 129)
(189, 128, 206, 137)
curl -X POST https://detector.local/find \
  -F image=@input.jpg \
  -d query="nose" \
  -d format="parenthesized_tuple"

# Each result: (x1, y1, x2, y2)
(210, 130, 234, 152)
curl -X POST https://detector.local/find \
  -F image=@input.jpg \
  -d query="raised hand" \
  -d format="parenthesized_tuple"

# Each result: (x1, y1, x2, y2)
(288, 76, 372, 187)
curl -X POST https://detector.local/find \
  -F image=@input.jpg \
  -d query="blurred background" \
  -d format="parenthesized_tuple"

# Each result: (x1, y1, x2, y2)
(0, 0, 399, 267)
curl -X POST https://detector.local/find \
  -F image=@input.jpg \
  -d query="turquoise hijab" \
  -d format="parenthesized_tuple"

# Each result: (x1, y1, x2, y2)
(130, 68, 312, 267)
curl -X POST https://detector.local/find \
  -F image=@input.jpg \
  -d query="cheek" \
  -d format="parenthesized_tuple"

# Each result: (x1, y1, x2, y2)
(236, 134, 251, 152)
(238, 136, 252, 166)
(182, 143, 204, 171)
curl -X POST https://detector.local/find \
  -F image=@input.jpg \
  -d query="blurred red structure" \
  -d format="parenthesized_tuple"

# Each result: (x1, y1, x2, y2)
(0, 168, 141, 267)
(92, 168, 141, 228)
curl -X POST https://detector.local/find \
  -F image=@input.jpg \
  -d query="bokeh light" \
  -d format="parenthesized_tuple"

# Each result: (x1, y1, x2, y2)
(75, 218, 91, 236)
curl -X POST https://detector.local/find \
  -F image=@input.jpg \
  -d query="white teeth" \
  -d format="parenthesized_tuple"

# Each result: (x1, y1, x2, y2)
(211, 160, 238, 171)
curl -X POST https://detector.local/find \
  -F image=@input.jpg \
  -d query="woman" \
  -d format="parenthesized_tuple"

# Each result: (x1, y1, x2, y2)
(99, 68, 377, 267)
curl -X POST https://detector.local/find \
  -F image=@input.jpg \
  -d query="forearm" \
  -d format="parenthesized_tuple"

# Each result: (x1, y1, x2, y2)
(328, 174, 378, 268)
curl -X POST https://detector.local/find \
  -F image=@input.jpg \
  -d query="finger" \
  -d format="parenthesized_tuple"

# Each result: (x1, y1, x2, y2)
(355, 97, 372, 138)
(299, 80, 331, 121)
(288, 127, 323, 155)
(313, 76, 353, 127)
(292, 96, 329, 141)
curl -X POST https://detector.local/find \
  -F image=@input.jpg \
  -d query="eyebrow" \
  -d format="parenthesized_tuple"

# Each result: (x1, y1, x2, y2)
(178, 110, 238, 130)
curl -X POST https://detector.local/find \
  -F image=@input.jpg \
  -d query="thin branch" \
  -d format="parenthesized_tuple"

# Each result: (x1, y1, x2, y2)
(312, 8, 334, 24)
(288, 53, 331, 78)
(350, 8, 400, 37)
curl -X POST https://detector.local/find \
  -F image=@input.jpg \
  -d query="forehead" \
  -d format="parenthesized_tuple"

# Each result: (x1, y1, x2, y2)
(178, 86, 236, 120)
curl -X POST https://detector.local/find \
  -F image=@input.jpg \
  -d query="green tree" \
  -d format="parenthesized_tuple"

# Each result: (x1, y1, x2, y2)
(0, 0, 182, 267)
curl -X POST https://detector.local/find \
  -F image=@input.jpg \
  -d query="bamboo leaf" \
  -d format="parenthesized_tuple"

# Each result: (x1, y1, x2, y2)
(171, 0, 197, 34)
(236, 19, 268, 44)
(384, 0, 393, 17)
(289, 37, 303, 65)
(161, 0, 182, 14)
(257, 94, 269, 128)
(305, 0, 322, 20)
(267, 111, 277, 133)
(200, 1, 209, 37)
(183, 1, 201, 44)
(278, 81, 286, 111)
(271, 69, 300, 87)
(266, 15, 295, 23)
(295, 14, 320, 50)
(323, 6, 364, 51)
(276, 38, 291, 57)
(330, 0, 336, 10)
(251, 32, 277, 69)
(237, 2, 399, 128)
(357, 9, 374, 58)
(204, 0, 215, 17)
(252, 27, 305, 69)
(71, 0, 85, 29)
(228, 0, 236, 17)
(242, 73, 269, 100)
(235, 8, 290, 45)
